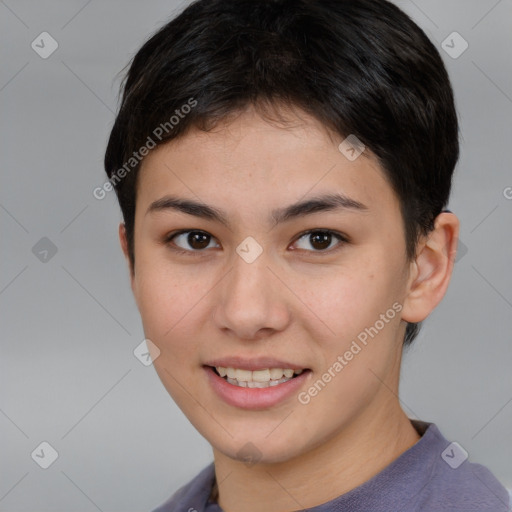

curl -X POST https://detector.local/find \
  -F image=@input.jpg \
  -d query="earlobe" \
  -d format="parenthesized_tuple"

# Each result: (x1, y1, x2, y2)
(401, 212, 460, 323)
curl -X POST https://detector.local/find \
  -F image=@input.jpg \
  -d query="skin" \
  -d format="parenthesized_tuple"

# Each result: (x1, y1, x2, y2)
(119, 105, 460, 512)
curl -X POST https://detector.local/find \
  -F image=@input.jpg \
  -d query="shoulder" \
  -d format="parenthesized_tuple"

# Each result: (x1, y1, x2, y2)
(151, 463, 216, 512)
(412, 425, 510, 511)
(388, 421, 512, 512)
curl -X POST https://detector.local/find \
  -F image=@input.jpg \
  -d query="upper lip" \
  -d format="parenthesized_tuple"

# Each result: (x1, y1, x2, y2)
(204, 357, 307, 371)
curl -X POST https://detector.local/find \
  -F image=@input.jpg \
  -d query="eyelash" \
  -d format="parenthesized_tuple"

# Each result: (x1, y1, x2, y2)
(163, 229, 349, 256)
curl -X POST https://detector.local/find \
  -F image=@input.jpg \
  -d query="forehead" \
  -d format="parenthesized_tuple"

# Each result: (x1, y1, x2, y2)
(136, 107, 399, 224)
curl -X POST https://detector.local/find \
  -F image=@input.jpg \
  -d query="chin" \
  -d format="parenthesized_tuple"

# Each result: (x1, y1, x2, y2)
(208, 428, 312, 466)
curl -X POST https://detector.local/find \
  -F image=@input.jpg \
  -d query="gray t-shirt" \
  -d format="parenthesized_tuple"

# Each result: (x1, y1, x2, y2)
(152, 420, 510, 512)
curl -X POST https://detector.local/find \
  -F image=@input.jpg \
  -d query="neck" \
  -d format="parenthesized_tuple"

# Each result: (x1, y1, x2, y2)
(212, 399, 421, 512)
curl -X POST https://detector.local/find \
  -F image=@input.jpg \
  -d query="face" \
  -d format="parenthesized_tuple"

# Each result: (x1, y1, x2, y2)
(126, 106, 413, 464)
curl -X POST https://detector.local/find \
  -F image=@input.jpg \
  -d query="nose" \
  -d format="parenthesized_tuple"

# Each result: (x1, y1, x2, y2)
(212, 250, 291, 341)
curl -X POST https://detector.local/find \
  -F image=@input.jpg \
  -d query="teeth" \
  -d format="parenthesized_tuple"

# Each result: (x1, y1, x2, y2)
(269, 368, 284, 379)
(235, 369, 253, 381)
(227, 376, 297, 388)
(215, 366, 305, 387)
(247, 381, 267, 388)
(252, 369, 270, 382)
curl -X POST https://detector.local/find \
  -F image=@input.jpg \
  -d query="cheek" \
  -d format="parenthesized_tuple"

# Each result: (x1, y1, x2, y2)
(133, 261, 207, 349)
(299, 256, 404, 388)
(293, 267, 403, 432)
(302, 262, 395, 336)
(134, 266, 206, 402)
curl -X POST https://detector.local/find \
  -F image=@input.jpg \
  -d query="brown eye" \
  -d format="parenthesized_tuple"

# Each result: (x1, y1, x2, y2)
(293, 230, 347, 253)
(165, 228, 348, 256)
(166, 230, 219, 252)
(309, 232, 333, 250)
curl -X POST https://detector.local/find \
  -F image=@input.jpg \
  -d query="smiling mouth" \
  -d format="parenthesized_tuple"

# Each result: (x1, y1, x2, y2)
(209, 366, 309, 388)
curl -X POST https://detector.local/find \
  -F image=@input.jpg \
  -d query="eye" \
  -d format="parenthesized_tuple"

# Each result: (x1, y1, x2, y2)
(292, 230, 348, 253)
(165, 230, 219, 254)
(164, 229, 348, 255)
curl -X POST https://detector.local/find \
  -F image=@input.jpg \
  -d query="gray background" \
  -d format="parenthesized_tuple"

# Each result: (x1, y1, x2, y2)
(1, 0, 511, 510)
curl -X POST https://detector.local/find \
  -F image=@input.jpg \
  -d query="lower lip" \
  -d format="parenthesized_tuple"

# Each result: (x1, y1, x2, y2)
(204, 366, 311, 410)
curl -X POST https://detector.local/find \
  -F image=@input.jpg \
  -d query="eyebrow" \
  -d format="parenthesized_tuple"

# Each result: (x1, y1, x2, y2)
(146, 193, 368, 229)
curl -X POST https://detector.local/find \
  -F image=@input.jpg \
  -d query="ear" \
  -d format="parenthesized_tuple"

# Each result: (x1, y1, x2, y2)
(118, 223, 135, 285)
(401, 212, 460, 323)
